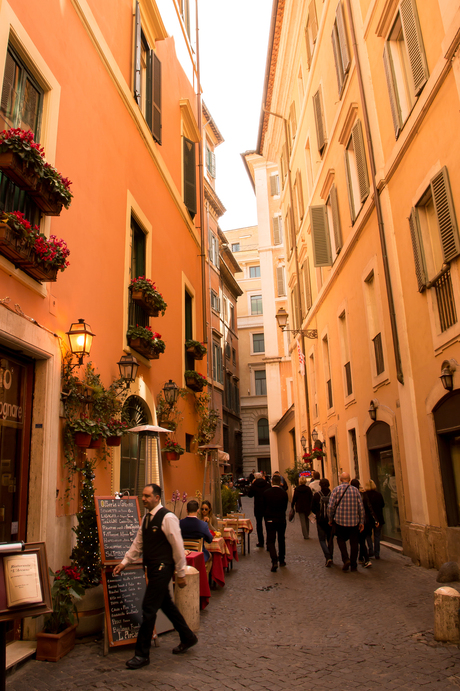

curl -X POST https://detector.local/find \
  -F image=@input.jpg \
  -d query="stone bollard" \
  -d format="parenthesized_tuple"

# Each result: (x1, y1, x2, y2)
(434, 586, 460, 642)
(174, 565, 200, 632)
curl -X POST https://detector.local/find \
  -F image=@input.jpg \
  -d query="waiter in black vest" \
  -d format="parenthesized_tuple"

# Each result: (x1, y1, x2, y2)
(113, 483, 198, 669)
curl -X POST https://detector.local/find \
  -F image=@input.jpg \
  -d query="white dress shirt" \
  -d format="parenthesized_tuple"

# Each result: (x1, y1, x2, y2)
(121, 503, 186, 577)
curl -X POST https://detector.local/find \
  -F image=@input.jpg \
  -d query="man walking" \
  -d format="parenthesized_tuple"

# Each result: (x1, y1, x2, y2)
(113, 484, 197, 669)
(263, 474, 288, 572)
(248, 471, 270, 547)
(327, 472, 364, 572)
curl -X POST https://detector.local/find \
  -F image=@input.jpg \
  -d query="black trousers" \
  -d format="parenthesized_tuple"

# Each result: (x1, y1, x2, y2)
(255, 512, 265, 545)
(335, 524, 359, 568)
(135, 563, 194, 658)
(265, 518, 286, 564)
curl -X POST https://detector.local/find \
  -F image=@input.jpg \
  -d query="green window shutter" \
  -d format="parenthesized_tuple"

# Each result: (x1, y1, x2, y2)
(430, 167, 460, 263)
(331, 25, 344, 95)
(146, 50, 153, 132)
(273, 216, 282, 245)
(400, 0, 429, 96)
(0, 50, 15, 114)
(330, 183, 343, 253)
(310, 204, 332, 267)
(408, 208, 427, 291)
(303, 259, 312, 310)
(383, 44, 402, 138)
(276, 267, 286, 297)
(313, 87, 326, 154)
(183, 137, 197, 217)
(309, 1, 318, 43)
(336, 2, 350, 75)
(134, 1, 141, 104)
(351, 119, 370, 203)
(152, 53, 162, 144)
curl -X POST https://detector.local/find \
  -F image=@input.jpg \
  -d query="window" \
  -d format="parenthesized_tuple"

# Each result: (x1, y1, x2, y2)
(183, 137, 197, 218)
(180, 0, 191, 39)
(134, 2, 161, 143)
(129, 218, 149, 329)
(322, 335, 333, 409)
(305, 1, 318, 68)
(294, 170, 305, 225)
(222, 297, 228, 323)
(270, 175, 280, 196)
(409, 167, 459, 332)
(276, 266, 286, 297)
(185, 433, 193, 453)
(349, 429, 359, 479)
(273, 216, 283, 245)
(384, 0, 428, 137)
(344, 119, 369, 223)
(211, 290, 220, 312)
(249, 265, 261, 278)
(206, 144, 216, 178)
(0, 47, 43, 137)
(364, 271, 385, 376)
(313, 86, 327, 154)
(298, 66, 305, 102)
(331, 2, 351, 97)
(225, 341, 231, 359)
(289, 101, 297, 145)
(252, 333, 265, 353)
(338, 310, 353, 397)
(185, 289, 195, 371)
(301, 259, 312, 311)
(310, 184, 342, 268)
(231, 243, 240, 252)
(309, 353, 318, 419)
(212, 341, 223, 384)
(230, 304, 235, 330)
(232, 348, 236, 365)
(305, 140, 314, 197)
(254, 370, 267, 396)
(250, 295, 263, 315)
(257, 418, 270, 445)
(209, 231, 219, 267)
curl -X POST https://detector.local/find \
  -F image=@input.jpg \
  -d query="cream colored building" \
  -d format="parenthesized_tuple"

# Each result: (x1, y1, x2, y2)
(253, 0, 460, 567)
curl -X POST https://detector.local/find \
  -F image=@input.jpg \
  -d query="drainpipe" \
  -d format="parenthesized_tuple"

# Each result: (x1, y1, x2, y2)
(195, 0, 207, 346)
(345, 0, 404, 385)
(263, 108, 313, 453)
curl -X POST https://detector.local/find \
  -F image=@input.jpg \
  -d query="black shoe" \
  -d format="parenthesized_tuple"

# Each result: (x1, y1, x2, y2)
(375, 555, 380, 559)
(126, 655, 150, 669)
(325, 559, 333, 567)
(271, 563, 278, 572)
(350, 566, 358, 572)
(342, 560, 350, 572)
(172, 635, 198, 654)
(256, 543, 264, 547)
(279, 561, 286, 567)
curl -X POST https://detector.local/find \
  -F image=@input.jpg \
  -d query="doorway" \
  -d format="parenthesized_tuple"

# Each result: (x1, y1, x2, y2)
(367, 421, 401, 544)
(120, 395, 151, 497)
(433, 391, 460, 526)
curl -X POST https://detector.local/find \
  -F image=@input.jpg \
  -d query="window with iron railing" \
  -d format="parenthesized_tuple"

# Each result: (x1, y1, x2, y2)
(434, 269, 457, 332)
(373, 332, 384, 375)
(129, 218, 149, 329)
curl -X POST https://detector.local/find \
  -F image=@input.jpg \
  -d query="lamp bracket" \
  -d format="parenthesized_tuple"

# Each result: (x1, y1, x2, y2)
(281, 327, 318, 339)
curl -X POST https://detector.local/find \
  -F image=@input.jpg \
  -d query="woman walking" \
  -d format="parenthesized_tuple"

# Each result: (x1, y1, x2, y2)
(364, 480, 385, 558)
(311, 478, 334, 567)
(291, 476, 313, 539)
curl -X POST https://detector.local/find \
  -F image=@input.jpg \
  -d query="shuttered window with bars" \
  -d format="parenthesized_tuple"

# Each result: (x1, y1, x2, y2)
(409, 166, 459, 332)
(322, 335, 333, 410)
(295, 170, 305, 223)
(212, 341, 223, 384)
(313, 86, 327, 154)
(289, 101, 297, 145)
(383, 0, 428, 138)
(273, 215, 283, 245)
(134, 2, 162, 144)
(310, 183, 342, 268)
(339, 310, 353, 397)
(206, 145, 216, 178)
(183, 136, 197, 218)
(301, 259, 313, 312)
(331, 1, 351, 98)
(344, 119, 370, 223)
(305, 0, 318, 69)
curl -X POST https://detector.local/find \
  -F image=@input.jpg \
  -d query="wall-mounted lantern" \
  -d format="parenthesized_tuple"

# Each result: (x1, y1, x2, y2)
(66, 318, 95, 368)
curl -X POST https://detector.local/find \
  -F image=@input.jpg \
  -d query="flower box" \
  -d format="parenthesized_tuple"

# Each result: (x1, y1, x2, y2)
(185, 342, 206, 360)
(106, 436, 122, 447)
(14, 248, 59, 282)
(0, 222, 24, 265)
(128, 336, 158, 360)
(185, 377, 206, 392)
(131, 289, 160, 317)
(36, 623, 77, 663)
(0, 151, 39, 190)
(29, 179, 63, 216)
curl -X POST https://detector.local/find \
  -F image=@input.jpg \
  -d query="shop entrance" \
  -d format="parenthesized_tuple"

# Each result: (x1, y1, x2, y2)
(433, 390, 460, 526)
(367, 421, 401, 544)
(120, 395, 151, 497)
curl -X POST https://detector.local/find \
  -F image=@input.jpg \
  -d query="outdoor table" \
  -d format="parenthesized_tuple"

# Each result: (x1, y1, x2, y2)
(222, 518, 254, 554)
(223, 527, 239, 562)
(185, 551, 211, 609)
(207, 536, 230, 587)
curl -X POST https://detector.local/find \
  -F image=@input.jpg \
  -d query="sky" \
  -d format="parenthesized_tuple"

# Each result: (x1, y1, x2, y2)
(198, 1, 273, 231)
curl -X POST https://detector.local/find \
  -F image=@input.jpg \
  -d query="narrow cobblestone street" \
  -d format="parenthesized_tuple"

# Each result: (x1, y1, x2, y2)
(7, 497, 460, 691)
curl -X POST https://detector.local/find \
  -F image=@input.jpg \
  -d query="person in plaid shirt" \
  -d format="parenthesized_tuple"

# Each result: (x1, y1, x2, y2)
(328, 472, 365, 572)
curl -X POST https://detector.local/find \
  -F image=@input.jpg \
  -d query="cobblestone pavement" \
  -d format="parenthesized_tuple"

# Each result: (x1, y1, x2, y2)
(7, 497, 460, 691)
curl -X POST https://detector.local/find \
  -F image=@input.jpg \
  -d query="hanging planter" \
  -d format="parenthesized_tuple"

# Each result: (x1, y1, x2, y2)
(129, 277, 167, 316)
(106, 436, 122, 447)
(74, 432, 92, 447)
(165, 451, 181, 461)
(30, 179, 64, 216)
(88, 437, 103, 449)
(131, 290, 160, 317)
(14, 247, 59, 281)
(127, 326, 165, 360)
(162, 438, 185, 461)
(0, 222, 24, 265)
(185, 340, 207, 361)
(0, 151, 39, 190)
(184, 370, 208, 393)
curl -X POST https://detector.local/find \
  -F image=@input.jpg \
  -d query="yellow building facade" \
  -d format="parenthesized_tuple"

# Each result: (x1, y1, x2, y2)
(255, 0, 460, 566)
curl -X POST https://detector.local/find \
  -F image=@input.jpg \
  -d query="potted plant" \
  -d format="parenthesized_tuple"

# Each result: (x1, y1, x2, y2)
(87, 420, 109, 449)
(185, 339, 207, 360)
(162, 437, 185, 461)
(129, 276, 167, 317)
(0, 128, 44, 189)
(184, 369, 208, 392)
(30, 162, 73, 215)
(36, 565, 85, 662)
(195, 393, 219, 453)
(127, 325, 165, 360)
(67, 416, 98, 447)
(105, 418, 128, 447)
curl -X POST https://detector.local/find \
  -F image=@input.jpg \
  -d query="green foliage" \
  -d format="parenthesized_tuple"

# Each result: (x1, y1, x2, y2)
(163, 438, 185, 455)
(221, 485, 240, 515)
(129, 276, 167, 315)
(70, 459, 101, 588)
(185, 340, 207, 356)
(156, 388, 187, 432)
(185, 370, 208, 384)
(126, 325, 165, 352)
(285, 459, 304, 488)
(194, 393, 219, 452)
(43, 565, 85, 634)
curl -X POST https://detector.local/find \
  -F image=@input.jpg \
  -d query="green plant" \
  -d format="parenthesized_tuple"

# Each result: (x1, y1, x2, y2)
(285, 458, 308, 488)
(185, 370, 207, 385)
(221, 485, 239, 515)
(106, 418, 128, 437)
(70, 459, 101, 588)
(127, 325, 165, 352)
(162, 437, 185, 455)
(129, 276, 167, 315)
(156, 388, 187, 432)
(67, 416, 98, 435)
(0, 128, 45, 173)
(185, 340, 207, 356)
(43, 565, 85, 634)
(195, 393, 219, 452)
(41, 162, 73, 208)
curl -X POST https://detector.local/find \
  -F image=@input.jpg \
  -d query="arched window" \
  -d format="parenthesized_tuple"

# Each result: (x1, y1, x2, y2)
(258, 418, 269, 446)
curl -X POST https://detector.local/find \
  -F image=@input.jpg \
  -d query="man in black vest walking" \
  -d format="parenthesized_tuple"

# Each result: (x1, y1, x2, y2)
(113, 483, 197, 669)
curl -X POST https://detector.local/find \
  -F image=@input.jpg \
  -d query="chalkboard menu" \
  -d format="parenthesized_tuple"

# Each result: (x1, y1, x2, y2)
(102, 566, 145, 647)
(95, 496, 141, 564)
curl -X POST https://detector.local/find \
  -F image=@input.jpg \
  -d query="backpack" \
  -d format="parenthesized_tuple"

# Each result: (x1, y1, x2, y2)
(319, 491, 330, 523)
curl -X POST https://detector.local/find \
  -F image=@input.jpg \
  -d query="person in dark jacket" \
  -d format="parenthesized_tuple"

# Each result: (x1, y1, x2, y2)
(351, 479, 374, 568)
(263, 474, 288, 572)
(291, 476, 313, 539)
(364, 480, 385, 558)
(311, 478, 333, 566)
(180, 499, 214, 562)
(248, 472, 270, 547)
(273, 470, 288, 491)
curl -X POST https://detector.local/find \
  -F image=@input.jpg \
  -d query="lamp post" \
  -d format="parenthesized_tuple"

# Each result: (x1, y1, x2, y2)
(66, 319, 95, 368)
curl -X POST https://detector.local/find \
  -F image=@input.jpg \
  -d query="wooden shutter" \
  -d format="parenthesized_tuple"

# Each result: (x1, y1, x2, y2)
(351, 119, 370, 203)
(210, 151, 216, 177)
(336, 2, 350, 75)
(305, 26, 312, 69)
(400, 0, 429, 96)
(134, 1, 142, 104)
(152, 53, 162, 144)
(183, 137, 197, 217)
(273, 216, 282, 245)
(304, 260, 313, 310)
(430, 167, 460, 263)
(285, 211, 291, 254)
(276, 267, 286, 297)
(331, 25, 344, 95)
(310, 205, 332, 267)
(290, 101, 297, 141)
(270, 175, 279, 196)
(296, 170, 305, 220)
(330, 184, 342, 253)
(313, 87, 326, 154)
(344, 148, 356, 222)
(293, 181, 299, 232)
(408, 208, 427, 291)
(146, 50, 153, 132)
(0, 51, 15, 114)
(309, 1, 318, 43)
(383, 44, 401, 138)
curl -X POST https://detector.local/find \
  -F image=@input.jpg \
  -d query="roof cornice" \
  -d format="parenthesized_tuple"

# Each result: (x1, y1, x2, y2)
(204, 178, 226, 218)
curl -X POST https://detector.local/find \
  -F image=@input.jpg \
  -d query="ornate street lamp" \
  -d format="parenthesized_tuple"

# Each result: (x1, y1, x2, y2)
(440, 360, 456, 392)
(275, 307, 317, 339)
(368, 400, 378, 421)
(163, 380, 179, 405)
(66, 318, 95, 368)
(300, 435, 307, 451)
(117, 353, 139, 387)
(311, 429, 319, 443)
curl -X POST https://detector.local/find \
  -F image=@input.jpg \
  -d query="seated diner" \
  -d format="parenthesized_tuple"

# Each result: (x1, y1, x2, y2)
(180, 499, 214, 562)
